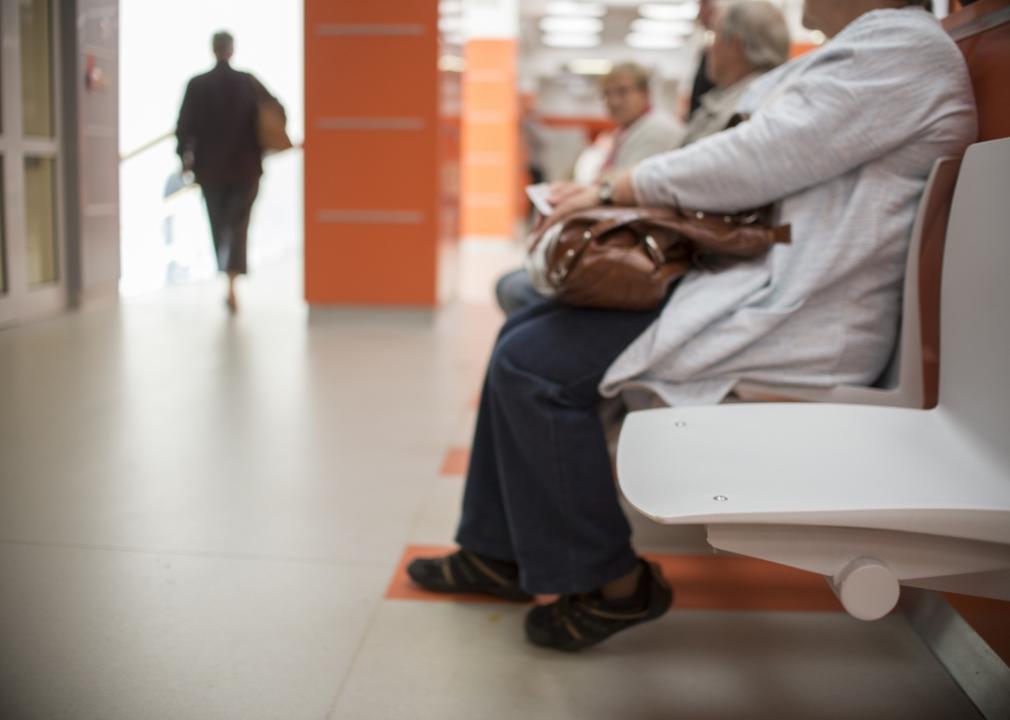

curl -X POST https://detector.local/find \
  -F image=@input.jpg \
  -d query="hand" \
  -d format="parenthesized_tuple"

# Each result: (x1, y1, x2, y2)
(543, 184, 599, 229)
(547, 181, 586, 206)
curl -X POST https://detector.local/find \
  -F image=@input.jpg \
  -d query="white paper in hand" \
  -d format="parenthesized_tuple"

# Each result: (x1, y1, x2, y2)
(526, 183, 553, 217)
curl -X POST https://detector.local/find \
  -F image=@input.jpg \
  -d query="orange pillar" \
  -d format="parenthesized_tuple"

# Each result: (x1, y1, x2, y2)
(460, 40, 517, 237)
(304, 3, 457, 306)
(460, 16, 519, 239)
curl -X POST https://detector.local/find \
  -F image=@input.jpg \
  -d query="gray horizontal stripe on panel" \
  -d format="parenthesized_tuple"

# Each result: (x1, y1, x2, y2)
(317, 117, 426, 131)
(317, 210, 425, 225)
(315, 24, 425, 37)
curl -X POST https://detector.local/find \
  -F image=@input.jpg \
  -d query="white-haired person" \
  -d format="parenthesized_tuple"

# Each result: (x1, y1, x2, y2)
(682, 0, 791, 145)
(409, 0, 975, 652)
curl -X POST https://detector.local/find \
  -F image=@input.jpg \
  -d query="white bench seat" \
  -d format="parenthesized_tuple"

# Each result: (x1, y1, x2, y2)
(618, 403, 1010, 546)
(617, 138, 1010, 621)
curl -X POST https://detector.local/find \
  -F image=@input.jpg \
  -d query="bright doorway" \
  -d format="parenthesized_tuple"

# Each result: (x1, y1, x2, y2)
(118, 1, 304, 298)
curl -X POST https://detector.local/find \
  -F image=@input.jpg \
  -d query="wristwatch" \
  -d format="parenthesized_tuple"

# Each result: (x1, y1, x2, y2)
(597, 180, 615, 206)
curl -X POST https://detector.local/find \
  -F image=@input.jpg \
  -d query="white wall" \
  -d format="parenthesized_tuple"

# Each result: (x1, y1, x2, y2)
(120, 0, 304, 155)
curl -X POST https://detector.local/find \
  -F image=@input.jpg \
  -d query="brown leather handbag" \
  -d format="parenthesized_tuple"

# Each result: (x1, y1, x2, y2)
(258, 97, 293, 152)
(251, 77, 293, 153)
(525, 205, 791, 311)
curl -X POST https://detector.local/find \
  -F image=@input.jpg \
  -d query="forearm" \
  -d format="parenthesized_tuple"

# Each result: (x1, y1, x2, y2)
(610, 172, 637, 206)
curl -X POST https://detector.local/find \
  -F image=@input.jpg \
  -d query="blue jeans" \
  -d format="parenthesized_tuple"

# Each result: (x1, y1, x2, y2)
(455, 298, 664, 594)
(494, 268, 545, 315)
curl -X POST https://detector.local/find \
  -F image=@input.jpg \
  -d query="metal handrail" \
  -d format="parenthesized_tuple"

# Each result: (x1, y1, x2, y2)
(119, 130, 175, 163)
(120, 129, 302, 164)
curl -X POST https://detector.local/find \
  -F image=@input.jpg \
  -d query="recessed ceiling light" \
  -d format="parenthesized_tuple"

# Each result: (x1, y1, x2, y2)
(630, 18, 695, 36)
(439, 16, 462, 32)
(638, 3, 698, 22)
(544, 1, 606, 18)
(438, 54, 466, 72)
(540, 16, 604, 34)
(625, 32, 686, 49)
(566, 58, 614, 75)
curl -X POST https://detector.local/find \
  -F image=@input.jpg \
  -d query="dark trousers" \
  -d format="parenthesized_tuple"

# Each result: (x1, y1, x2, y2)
(455, 298, 664, 594)
(494, 268, 545, 316)
(202, 180, 259, 274)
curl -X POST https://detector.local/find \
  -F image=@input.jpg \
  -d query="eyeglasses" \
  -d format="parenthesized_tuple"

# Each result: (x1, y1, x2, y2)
(602, 84, 640, 99)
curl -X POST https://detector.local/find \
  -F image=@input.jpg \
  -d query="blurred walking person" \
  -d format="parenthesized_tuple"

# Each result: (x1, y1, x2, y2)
(176, 31, 285, 313)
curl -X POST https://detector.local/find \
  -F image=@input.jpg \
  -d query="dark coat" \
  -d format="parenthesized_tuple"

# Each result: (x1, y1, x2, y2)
(176, 62, 278, 185)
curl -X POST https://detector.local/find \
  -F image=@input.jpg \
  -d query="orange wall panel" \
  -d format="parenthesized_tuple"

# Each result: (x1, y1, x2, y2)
(305, 224, 437, 305)
(461, 39, 519, 238)
(305, 135, 436, 210)
(308, 41, 435, 116)
(304, 0, 454, 306)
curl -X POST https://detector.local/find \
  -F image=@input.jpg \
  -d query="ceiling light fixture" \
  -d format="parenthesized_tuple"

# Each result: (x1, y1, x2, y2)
(629, 18, 695, 36)
(439, 16, 462, 32)
(438, 55, 466, 73)
(625, 32, 686, 49)
(566, 58, 614, 75)
(539, 16, 604, 34)
(638, 3, 699, 22)
(544, 1, 607, 18)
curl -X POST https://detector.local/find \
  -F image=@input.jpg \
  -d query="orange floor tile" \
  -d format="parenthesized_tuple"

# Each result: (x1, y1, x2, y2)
(643, 553, 842, 612)
(388, 544, 843, 613)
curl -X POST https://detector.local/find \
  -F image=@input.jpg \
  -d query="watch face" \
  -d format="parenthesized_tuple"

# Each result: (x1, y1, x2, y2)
(599, 182, 613, 204)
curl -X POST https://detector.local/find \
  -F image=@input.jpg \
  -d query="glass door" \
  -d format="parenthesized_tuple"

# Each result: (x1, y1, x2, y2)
(0, 0, 65, 326)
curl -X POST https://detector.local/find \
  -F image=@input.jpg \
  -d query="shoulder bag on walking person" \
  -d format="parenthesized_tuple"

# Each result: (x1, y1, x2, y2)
(251, 77, 293, 153)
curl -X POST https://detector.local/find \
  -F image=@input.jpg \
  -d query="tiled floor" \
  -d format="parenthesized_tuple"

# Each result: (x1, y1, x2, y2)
(0, 246, 982, 719)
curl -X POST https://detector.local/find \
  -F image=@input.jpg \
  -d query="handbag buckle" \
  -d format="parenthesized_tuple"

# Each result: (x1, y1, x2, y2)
(643, 235, 665, 268)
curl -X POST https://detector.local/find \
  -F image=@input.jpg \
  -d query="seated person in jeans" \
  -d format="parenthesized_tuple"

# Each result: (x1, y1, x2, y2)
(498, 0, 792, 315)
(410, 0, 976, 652)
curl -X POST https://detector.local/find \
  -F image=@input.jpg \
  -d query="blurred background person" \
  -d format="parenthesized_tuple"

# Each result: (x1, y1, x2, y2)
(682, 0, 791, 145)
(497, 62, 682, 314)
(686, 0, 720, 120)
(176, 31, 285, 313)
(521, 99, 550, 188)
(589, 62, 684, 182)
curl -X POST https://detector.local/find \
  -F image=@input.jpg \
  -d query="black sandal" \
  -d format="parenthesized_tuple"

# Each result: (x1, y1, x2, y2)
(524, 560, 672, 652)
(407, 549, 533, 602)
